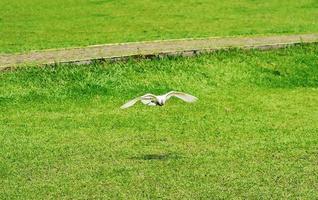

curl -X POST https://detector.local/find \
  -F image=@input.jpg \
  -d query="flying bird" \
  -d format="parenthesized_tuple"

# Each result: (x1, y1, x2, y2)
(121, 91, 198, 109)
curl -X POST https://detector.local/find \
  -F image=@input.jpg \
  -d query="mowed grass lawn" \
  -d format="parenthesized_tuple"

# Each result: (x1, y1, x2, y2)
(0, 0, 318, 53)
(1, 44, 318, 199)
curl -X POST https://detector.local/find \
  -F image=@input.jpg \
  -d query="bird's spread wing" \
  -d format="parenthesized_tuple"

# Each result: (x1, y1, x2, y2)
(166, 91, 198, 103)
(121, 93, 157, 109)
(120, 97, 141, 109)
(140, 94, 157, 106)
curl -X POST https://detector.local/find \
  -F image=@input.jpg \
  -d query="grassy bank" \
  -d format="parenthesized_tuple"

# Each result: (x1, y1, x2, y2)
(1, 44, 318, 199)
(0, 0, 317, 53)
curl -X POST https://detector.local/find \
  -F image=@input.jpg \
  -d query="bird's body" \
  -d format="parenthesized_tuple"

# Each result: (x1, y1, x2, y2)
(121, 91, 197, 109)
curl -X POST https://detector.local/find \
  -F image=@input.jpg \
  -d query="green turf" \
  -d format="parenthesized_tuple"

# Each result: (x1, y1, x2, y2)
(1, 44, 318, 199)
(0, 0, 318, 53)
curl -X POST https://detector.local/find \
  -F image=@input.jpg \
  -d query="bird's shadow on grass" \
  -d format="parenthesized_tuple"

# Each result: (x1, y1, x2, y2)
(130, 153, 183, 161)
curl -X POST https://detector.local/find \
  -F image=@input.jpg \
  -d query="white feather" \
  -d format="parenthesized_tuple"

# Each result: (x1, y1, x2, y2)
(121, 91, 197, 109)
(166, 91, 198, 102)
(120, 97, 141, 109)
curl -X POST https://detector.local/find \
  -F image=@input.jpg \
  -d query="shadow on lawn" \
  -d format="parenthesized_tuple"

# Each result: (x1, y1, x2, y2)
(131, 153, 183, 161)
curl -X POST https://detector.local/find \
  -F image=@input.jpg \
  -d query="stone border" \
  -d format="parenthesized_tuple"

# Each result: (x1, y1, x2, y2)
(0, 34, 317, 70)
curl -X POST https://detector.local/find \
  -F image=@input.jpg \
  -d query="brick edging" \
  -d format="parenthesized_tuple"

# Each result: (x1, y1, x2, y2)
(0, 33, 317, 70)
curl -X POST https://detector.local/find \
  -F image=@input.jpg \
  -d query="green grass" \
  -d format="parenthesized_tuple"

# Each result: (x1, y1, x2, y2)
(1, 44, 318, 199)
(0, 0, 317, 53)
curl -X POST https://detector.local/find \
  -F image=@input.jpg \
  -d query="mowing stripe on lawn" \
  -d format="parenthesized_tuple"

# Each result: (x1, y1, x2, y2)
(0, 33, 317, 70)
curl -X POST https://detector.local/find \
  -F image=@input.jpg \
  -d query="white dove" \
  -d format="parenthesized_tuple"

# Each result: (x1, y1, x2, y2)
(121, 91, 198, 109)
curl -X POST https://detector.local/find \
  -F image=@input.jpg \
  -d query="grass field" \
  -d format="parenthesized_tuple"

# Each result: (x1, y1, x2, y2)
(1, 44, 318, 198)
(0, 0, 318, 53)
